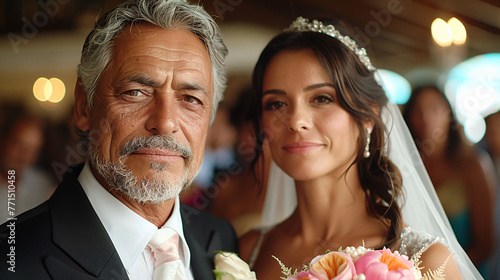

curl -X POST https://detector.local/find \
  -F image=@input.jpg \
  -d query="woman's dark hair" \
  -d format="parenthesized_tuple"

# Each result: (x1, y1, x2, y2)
(402, 86, 462, 162)
(250, 27, 403, 248)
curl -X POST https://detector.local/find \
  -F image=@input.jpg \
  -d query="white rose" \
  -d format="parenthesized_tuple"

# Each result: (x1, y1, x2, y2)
(213, 252, 257, 280)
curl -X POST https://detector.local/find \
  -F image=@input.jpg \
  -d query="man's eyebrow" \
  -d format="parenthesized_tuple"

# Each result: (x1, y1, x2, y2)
(179, 82, 210, 97)
(304, 83, 335, 91)
(120, 74, 159, 87)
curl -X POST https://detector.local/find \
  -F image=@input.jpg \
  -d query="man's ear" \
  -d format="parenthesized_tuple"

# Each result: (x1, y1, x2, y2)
(74, 79, 90, 132)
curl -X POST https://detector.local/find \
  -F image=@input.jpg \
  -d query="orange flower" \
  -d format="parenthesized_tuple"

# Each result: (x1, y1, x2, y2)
(310, 252, 356, 280)
(380, 251, 410, 270)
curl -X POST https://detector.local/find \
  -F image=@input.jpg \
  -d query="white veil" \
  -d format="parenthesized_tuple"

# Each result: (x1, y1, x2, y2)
(258, 70, 483, 279)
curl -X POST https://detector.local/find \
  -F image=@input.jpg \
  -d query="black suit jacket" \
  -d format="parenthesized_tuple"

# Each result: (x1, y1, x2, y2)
(0, 165, 238, 279)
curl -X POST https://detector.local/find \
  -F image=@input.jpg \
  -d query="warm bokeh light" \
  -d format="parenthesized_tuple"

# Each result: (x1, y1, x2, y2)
(33, 77, 66, 103)
(448, 17, 467, 45)
(33, 77, 50, 101)
(431, 18, 453, 47)
(48, 78, 66, 103)
(431, 17, 467, 47)
(43, 80, 53, 100)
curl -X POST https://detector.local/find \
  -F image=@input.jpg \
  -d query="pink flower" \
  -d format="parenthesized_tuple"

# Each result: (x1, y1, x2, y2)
(355, 249, 417, 280)
(287, 271, 321, 280)
(309, 251, 356, 280)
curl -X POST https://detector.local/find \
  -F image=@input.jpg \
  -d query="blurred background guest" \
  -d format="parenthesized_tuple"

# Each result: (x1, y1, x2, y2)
(209, 87, 270, 236)
(0, 106, 56, 223)
(485, 110, 500, 182)
(484, 110, 500, 280)
(403, 85, 497, 279)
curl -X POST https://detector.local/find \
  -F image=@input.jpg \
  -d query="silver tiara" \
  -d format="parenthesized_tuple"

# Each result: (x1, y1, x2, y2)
(285, 17, 375, 71)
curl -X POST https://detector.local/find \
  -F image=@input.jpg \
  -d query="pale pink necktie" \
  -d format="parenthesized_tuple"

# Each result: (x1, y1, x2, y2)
(148, 228, 187, 280)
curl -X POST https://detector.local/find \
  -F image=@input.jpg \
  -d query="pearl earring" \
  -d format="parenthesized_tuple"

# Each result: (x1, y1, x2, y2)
(364, 128, 371, 158)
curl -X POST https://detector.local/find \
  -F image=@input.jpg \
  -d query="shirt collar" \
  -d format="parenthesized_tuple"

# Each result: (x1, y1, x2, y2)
(78, 162, 191, 270)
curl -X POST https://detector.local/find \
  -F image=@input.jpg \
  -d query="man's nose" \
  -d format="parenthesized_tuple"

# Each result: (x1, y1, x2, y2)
(145, 94, 180, 135)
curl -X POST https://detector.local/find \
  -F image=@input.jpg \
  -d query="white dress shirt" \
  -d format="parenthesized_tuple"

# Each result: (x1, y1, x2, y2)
(78, 162, 194, 280)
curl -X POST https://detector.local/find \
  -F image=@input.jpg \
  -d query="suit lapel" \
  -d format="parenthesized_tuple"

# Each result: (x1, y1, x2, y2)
(181, 205, 218, 280)
(184, 233, 214, 280)
(47, 165, 128, 279)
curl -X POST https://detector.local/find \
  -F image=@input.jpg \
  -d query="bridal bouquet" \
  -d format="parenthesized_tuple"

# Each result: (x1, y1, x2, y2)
(212, 246, 447, 280)
(276, 246, 446, 280)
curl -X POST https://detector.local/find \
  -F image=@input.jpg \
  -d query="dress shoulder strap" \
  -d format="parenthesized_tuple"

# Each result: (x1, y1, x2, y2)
(398, 227, 442, 260)
(248, 226, 273, 269)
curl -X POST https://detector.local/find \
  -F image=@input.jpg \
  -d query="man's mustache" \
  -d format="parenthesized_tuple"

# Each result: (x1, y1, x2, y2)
(120, 135, 193, 161)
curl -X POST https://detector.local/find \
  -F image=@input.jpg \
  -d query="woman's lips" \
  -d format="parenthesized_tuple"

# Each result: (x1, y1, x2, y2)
(282, 142, 323, 154)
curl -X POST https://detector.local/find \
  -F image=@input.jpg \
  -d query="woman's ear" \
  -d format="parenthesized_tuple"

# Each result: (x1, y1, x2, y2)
(74, 79, 90, 132)
(364, 107, 380, 132)
(363, 120, 375, 134)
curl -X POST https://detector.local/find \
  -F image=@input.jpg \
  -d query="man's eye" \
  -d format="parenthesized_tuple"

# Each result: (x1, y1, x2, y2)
(183, 95, 202, 105)
(122, 90, 145, 97)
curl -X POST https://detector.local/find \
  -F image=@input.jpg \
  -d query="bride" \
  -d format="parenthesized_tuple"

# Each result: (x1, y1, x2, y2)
(239, 17, 481, 279)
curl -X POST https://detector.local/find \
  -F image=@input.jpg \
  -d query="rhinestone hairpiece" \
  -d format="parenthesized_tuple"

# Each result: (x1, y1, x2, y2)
(285, 17, 375, 71)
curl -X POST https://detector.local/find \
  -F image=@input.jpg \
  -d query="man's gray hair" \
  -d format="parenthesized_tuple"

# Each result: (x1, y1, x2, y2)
(77, 0, 227, 123)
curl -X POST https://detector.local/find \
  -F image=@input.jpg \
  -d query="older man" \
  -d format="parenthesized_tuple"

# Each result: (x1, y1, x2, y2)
(0, 0, 237, 279)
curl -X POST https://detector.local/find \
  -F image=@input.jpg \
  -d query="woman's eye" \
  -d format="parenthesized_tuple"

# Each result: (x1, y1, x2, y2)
(264, 100, 285, 111)
(314, 95, 334, 104)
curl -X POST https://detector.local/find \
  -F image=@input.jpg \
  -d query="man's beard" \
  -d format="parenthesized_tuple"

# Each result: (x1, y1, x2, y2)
(88, 134, 193, 204)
